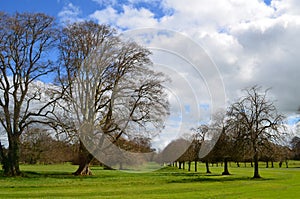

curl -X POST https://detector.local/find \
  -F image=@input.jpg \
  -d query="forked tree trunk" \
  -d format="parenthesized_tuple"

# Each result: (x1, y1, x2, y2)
(73, 141, 94, 176)
(222, 157, 230, 175)
(205, 161, 211, 173)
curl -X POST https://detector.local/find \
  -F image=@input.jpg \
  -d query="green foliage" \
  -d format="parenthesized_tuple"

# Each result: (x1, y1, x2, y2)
(0, 162, 299, 198)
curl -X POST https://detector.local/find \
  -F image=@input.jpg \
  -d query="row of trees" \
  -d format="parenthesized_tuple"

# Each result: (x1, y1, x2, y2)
(10, 120, 296, 171)
(159, 86, 289, 178)
(0, 12, 169, 176)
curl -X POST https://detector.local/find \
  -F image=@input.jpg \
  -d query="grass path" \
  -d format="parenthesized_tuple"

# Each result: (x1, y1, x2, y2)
(0, 162, 299, 198)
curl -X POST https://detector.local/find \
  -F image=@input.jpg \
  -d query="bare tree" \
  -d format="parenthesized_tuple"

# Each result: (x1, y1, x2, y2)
(197, 111, 234, 175)
(191, 124, 210, 173)
(211, 111, 233, 175)
(227, 86, 285, 178)
(0, 12, 58, 176)
(57, 21, 169, 175)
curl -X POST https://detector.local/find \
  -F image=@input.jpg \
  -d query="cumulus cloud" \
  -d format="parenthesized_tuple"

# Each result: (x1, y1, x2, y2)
(58, 3, 84, 24)
(90, 5, 158, 29)
(147, 0, 300, 114)
(91, 0, 118, 6)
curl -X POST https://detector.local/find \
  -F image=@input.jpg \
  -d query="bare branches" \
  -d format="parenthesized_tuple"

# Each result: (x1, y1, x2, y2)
(0, 13, 59, 135)
(227, 85, 285, 178)
(56, 21, 169, 143)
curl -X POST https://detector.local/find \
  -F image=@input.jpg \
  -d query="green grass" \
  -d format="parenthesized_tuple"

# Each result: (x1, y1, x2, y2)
(0, 162, 300, 198)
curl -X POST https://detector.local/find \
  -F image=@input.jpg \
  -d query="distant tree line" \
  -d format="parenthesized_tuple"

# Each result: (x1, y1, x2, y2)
(14, 127, 155, 166)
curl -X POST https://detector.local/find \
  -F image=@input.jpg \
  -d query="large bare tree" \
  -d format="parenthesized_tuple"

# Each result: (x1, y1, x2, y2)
(0, 12, 58, 176)
(57, 21, 169, 175)
(227, 86, 285, 178)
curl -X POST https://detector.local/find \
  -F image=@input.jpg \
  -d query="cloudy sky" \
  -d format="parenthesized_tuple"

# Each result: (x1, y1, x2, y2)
(1, 0, 300, 148)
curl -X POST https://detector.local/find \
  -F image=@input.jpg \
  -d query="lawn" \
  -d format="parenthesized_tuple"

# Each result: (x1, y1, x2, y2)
(0, 162, 299, 198)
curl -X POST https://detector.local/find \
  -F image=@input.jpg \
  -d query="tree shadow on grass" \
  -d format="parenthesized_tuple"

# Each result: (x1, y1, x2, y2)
(167, 174, 274, 183)
(0, 170, 85, 179)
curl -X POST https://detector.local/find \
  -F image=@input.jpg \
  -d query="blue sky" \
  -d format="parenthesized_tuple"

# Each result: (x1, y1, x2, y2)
(0, 0, 171, 20)
(0, 0, 274, 22)
(1, 0, 91, 15)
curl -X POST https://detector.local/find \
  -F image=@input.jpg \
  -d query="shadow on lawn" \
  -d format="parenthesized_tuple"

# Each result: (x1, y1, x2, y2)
(157, 166, 275, 183)
(167, 174, 274, 183)
(0, 170, 86, 179)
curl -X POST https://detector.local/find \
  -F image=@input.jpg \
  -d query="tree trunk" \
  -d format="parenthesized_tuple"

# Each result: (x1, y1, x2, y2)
(222, 157, 230, 175)
(271, 161, 274, 168)
(182, 162, 185, 170)
(188, 161, 191, 171)
(74, 161, 92, 175)
(2, 136, 21, 176)
(205, 161, 211, 173)
(266, 161, 269, 168)
(253, 152, 261, 178)
(194, 161, 197, 172)
(73, 141, 93, 176)
(178, 162, 182, 169)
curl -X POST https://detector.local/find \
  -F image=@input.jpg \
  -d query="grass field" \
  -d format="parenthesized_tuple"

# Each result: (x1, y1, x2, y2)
(0, 162, 300, 198)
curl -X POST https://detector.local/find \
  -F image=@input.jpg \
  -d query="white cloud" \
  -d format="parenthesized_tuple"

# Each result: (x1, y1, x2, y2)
(146, 0, 300, 113)
(271, 0, 300, 16)
(91, 0, 117, 6)
(90, 6, 158, 29)
(58, 3, 84, 24)
(90, 7, 118, 25)
(158, 0, 274, 32)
